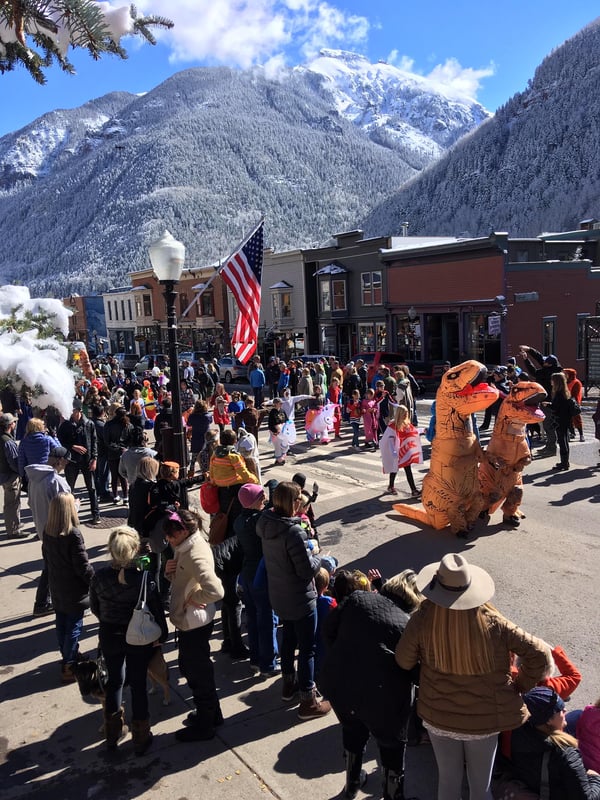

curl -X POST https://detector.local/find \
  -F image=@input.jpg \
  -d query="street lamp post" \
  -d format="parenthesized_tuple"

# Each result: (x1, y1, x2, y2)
(149, 230, 187, 473)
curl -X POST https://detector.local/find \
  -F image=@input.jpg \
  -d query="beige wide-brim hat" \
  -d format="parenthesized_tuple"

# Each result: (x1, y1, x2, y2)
(416, 553, 495, 611)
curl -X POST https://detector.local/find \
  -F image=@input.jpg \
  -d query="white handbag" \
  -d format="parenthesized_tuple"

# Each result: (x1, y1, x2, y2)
(125, 571, 162, 646)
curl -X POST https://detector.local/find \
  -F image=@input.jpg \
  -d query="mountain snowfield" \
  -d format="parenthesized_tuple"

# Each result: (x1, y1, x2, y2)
(0, 50, 491, 295)
(300, 50, 490, 161)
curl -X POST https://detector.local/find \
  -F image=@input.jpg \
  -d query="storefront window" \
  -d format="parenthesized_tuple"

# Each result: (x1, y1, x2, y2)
(466, 313, 501, 365)
(358, 323, 375, 351)
(543, 317, 556, 356)
(332, 280, 346, 311)
(320, 280, 331, 312)
(395, 316, 421, 360)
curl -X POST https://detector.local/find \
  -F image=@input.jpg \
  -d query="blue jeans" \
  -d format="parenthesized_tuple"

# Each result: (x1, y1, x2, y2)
(94, 454, 110, 498)
(350, 420, 360, 446)
(55, 611, 83, 665)
(240, 575, 278, 672)
(280, 608, 317, 692)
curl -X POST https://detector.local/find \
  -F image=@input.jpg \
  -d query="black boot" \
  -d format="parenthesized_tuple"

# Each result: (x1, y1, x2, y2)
(343, 750, 367, 798)
(382, 767, 405, 800)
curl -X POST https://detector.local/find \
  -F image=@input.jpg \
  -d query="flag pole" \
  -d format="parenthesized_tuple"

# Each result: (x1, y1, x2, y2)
(180, 216, 264, 319)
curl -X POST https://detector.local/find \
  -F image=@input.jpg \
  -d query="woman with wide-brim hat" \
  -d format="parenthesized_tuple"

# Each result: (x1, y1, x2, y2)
(395, 553, 552, 800)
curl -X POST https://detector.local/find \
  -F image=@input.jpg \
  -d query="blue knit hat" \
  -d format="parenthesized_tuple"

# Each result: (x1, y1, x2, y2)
(524, 687, 565, 726)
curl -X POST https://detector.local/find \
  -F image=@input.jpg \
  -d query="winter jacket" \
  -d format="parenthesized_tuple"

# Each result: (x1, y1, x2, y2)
(167, 532, 224, 630)
(127, 477, 157, 535)
(103, 416, 133, 461)
(187, 411, 212, 452)
(42, 527, 94, 615)
(256, 508, 321, 620)
(90, 565, 168, 642)
(58, 415, 97, 465)
(118, 445, 157, 485)
(577, 705, 600, 773)
(523, 348, 562, 395)
(234, 508, 264, 583)
(25, 463, 71, 538)
(249, 367, 266, 389)
(509, 645, 581, 700)
(395, 601, 552, 735)
(211, 535, 243, 580)
(0, 431, 19, 484)
(320, 591, 414, 738)
(510, 722, 600, 799)
(209, 445, 258, 487)
(551, 393, 573, 430)
(17, 431, 61, 476)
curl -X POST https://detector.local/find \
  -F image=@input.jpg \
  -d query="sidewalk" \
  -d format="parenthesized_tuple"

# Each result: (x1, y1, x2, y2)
(0, 492, 437, 800)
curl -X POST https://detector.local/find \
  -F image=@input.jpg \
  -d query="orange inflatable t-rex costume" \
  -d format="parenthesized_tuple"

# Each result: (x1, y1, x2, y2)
(478, 381, 546, 527)
(393, 360, 499, 536)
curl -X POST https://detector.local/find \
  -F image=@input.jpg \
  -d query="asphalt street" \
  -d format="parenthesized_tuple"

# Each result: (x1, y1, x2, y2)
(1, 397, 599, 800)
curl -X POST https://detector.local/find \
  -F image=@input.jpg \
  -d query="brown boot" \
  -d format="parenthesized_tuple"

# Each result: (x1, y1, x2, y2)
(131, 718, 153, 756)
(297, 688, 331, 720)
(105, 707, 128, 749)
(61, 662, 77, 683)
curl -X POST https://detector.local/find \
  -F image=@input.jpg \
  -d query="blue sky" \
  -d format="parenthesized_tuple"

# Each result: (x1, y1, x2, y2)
(0, 1, 596, 137)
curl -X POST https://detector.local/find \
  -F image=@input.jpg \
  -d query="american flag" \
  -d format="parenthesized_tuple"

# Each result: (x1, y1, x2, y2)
(220, 221, 264, 364)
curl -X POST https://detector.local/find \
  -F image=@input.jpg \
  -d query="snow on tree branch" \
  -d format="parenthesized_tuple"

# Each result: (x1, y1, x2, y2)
(0, 286, 76, 417)
(0, 2, 173, 83)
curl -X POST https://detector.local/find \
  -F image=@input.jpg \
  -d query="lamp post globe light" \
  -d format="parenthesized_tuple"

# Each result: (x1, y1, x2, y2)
(149, 230, 187, 472)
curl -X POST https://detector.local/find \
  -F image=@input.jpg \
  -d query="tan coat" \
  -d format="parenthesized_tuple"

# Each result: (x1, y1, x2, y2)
(168, 532, 224, 630)
(395, 602, 552, 735)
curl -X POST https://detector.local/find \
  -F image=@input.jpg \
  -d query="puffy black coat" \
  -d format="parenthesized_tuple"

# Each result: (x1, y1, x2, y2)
(42, 528, 94, 615)
(90, 565, 168, 642)
(511, 722, 600, 799)
(320, 591, 414, 739)
(212, 534, 243, 579)
(256, 509, 320, 620)
(234, 508, 264, 582)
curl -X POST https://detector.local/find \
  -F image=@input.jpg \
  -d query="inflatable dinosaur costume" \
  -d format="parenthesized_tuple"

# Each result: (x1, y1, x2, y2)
(478, 381, 546, 527)
(393, 360, 499, 536)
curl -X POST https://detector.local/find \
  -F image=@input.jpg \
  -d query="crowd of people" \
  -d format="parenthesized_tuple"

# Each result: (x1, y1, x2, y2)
(1, 345, 599, 799)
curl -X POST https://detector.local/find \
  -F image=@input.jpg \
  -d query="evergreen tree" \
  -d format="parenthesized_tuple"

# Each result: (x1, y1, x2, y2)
(0, 1, 172, 84)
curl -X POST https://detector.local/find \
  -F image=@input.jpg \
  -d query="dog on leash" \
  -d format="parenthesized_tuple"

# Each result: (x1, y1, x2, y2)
(148, 647, 170, 705)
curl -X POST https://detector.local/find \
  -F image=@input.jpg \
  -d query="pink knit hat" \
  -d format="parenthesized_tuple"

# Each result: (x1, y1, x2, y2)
(238, 483, 265, 508)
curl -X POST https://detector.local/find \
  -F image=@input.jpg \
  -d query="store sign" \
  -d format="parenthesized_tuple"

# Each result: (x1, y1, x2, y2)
(488, 314, 502, 335)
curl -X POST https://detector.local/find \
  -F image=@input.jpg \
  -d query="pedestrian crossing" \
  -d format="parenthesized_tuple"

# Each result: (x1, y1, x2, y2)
(255, 419, 430, 501)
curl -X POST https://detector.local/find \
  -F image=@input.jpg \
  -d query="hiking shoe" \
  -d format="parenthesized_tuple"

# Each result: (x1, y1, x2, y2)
(89, 515, 101, 525)
(297, 690, 331, 721)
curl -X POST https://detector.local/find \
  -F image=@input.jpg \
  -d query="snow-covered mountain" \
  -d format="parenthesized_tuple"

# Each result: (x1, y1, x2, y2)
(362, 18, 600, 239)
(299, 50, 490, 164)
(0, 52, 491, 295)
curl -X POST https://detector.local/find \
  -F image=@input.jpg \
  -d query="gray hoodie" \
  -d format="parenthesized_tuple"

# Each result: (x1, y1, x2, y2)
(25, 463, 70, 539)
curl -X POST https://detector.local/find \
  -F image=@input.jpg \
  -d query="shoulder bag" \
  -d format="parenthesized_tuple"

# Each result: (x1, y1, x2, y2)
(208, 498, 234, 546)
(125, 570, 162, 646)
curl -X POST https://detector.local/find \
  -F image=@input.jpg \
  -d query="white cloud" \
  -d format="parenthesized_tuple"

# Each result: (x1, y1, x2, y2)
(133, 0, 369, 68)
(388, 49, 494, 101)
(426, 58, 495, 101)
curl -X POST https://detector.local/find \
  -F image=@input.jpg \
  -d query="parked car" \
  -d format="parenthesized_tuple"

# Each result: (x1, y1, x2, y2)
(217, 356, 248, 383)
(134, 353, 169, 374)
(178, 351, 207, 368)
(113, 352, 139, 372)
